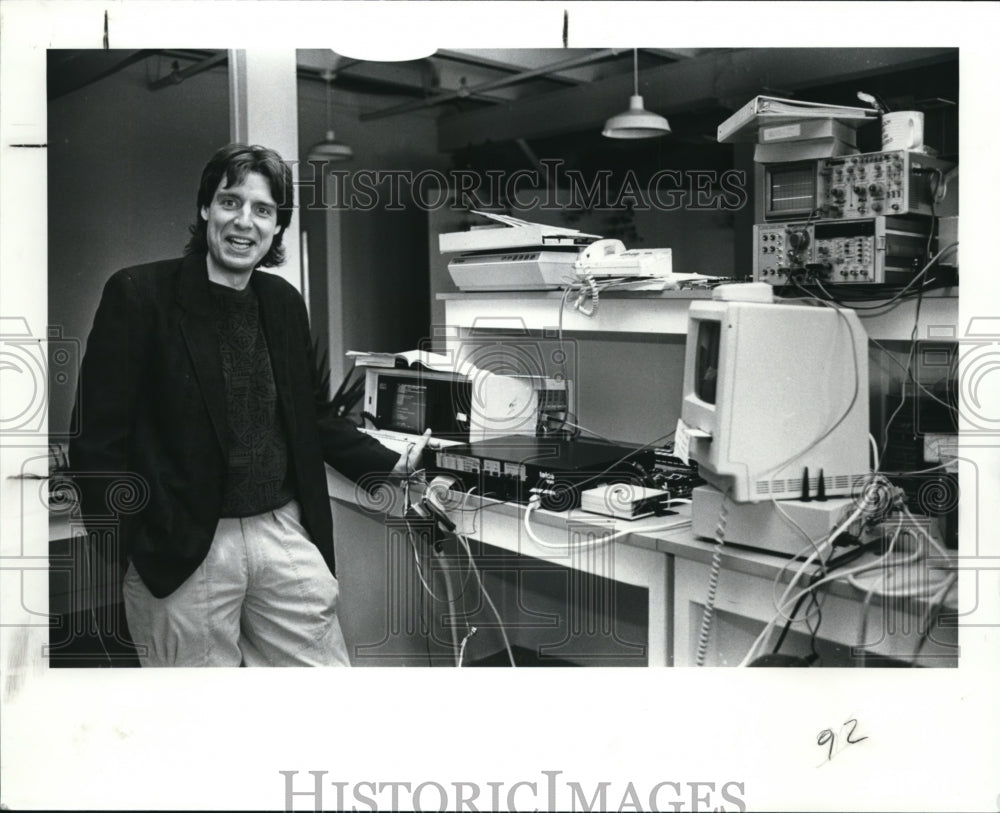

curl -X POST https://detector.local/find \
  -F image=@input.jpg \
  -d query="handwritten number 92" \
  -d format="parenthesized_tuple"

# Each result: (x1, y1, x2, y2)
(817, 718, 868, 761)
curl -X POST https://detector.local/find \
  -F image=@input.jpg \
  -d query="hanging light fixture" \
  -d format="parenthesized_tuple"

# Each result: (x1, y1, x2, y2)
(308, 68, 353, 162)
(602, 49, 671, 139)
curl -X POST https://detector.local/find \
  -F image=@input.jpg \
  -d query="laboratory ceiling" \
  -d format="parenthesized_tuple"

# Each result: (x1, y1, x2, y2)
(48, 47, 959, 169)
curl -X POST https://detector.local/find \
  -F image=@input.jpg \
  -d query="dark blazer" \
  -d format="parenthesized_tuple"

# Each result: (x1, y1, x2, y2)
(69, 254, 399, 598)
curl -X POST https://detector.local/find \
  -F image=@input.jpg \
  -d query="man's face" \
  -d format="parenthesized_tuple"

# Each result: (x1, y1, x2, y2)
(200, 171, 280, 278)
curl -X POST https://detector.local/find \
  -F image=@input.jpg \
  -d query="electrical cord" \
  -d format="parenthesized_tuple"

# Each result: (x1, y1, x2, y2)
(418, 477, 516, 667)
(759, 298, 862, 487)
(457, 626, 479, 667)
(912, 572, 958, 662)
(559, 430, 676, 496)
(695, 489, 729, 666)
(798, 242, 958, 313)
(876, 277, 930, 467)
(81, 536, 113, 666)
(764, 498, 867, 630)
(869, 335, 959, 420)
(454, 532, 517, 667)
(869, 433, 881, 473)
(768, 496, 831, 560)
(770, 537, 884, 658)
(738, 545, 828, 667)
(432, 545, 462, 667)
(569, 274, 600, 317)
(739, 481, 889, 667)
(522, 495, 690, 551)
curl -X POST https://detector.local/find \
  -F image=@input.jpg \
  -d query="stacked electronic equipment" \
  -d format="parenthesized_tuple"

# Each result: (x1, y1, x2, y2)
(432, 436, 702, 513)
(719, 95, 957, 288)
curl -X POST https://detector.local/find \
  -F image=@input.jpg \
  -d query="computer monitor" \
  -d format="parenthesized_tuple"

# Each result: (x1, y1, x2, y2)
(680, 285, 870, 503)
(364, 368, 472, 442)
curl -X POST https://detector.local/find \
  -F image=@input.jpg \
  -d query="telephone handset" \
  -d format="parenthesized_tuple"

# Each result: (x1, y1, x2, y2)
(575, 239, 628, 272)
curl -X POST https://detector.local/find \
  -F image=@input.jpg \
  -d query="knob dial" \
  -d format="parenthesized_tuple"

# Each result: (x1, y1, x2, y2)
(787, 229, 810, 250)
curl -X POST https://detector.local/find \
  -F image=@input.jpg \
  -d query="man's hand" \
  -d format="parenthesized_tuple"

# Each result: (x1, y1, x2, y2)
(391, 428, 433, 478)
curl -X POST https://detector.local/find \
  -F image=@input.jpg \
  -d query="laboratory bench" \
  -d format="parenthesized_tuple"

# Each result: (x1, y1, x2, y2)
(437, 287, 959, 342)
(327, 469, 959, 668)
(40, 467, 958, 669)
(401, 287, 961, 667)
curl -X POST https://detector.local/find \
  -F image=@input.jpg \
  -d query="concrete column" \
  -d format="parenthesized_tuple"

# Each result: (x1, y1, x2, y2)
(228, 49, 302, 293)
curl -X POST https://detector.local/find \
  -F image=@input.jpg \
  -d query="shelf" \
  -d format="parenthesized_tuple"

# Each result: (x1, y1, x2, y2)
(439, 289, 710, 336)
(439, 288, 959, 341)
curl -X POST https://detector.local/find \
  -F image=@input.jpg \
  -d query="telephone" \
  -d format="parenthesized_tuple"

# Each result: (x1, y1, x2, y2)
(575, 238, 628, 269)
(574, 238, 673, 279)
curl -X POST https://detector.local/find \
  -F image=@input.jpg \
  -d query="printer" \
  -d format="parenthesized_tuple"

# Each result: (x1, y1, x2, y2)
(440, 211, 600, 292)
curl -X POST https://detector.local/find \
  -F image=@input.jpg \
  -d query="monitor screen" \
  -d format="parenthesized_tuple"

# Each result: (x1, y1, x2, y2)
(694, 321, 721, 405)
(764, 162, 816, 220)
(388, 382, 426, 433)
(373, 371, 472, 441)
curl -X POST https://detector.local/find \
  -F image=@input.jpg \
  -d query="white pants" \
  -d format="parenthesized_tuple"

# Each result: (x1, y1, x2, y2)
(123, 500, 351, 667)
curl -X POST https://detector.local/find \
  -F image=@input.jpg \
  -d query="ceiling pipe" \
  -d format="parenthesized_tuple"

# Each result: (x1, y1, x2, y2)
(437, 46, 957, 150)
(360, 48, 623, 122)
(47, 50, 153, 101)
(148, 51, 228, 91)
(434, 49, 581, 86)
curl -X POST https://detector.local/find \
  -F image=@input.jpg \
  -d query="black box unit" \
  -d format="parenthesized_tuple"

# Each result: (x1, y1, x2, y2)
(431, 435, 651, 511)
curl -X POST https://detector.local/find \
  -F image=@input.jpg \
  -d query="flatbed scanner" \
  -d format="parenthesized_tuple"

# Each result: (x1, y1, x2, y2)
(441, 211, 600, 292)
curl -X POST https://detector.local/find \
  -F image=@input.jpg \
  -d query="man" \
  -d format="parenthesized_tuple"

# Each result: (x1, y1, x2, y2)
(70, 143, 428, 667)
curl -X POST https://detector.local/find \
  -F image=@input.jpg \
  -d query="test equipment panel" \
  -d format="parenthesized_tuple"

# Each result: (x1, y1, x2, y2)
(752, 216, 934, 285)
(761, 150, 954, 222)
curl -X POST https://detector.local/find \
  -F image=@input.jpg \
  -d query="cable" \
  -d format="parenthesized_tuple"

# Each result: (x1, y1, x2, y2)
(771, 537, 885, 657)
(555, 417, 618, 444)
(569, 274, 600, 317)
(403, 517, 450, 601)
(869, 433, 880, 473)
(81, 536, 113, 666)
(877, 276, 929, 467)
(739, 545, 827, 667)
(695, 489, 729, 666)
(800, 242, 958, 313)
(454, 532, 517, 667)
(740, 484, 886, 666)
(557, 430, 676, 496)
(854, 549, 955, 666)
(768, 496, 831, 560)
(902, 503, 952, 560)
(912, 572, 958, 662)
(766, 476, 877, 635)
(457, 626, 479, 667)
(431, 546, 461, 666)
(760, 297, 862, 486)
(522, 495, 690, 551)
(869, 335, 959, 421)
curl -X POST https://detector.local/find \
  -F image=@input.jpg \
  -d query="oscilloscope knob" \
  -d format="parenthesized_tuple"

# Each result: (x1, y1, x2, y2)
(787, 229, 810, 250)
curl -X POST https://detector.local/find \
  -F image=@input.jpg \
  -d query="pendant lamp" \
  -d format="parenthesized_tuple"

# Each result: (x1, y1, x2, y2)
(602, 49, 671, 139)
(308, 69, 353, 162)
